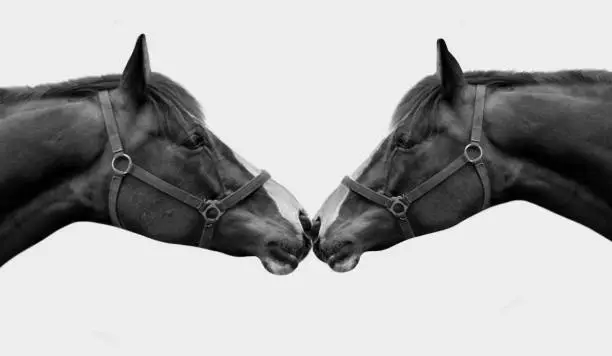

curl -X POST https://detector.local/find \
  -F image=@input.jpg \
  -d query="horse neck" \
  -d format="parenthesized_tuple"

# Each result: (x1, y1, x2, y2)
(0, 97, 108, 265)
(485, 83, 612, 238)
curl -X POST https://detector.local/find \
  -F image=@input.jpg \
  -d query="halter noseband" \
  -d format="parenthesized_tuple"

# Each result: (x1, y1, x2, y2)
(99, 90, 270, 247)
(341, 85, 491, 238)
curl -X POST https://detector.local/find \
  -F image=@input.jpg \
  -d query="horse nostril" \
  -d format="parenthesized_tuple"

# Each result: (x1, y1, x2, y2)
(298, 209, 312, 232)
(298, 209, 307, 218)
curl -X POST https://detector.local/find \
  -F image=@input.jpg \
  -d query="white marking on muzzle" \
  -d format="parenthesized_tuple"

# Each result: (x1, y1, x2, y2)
(316, 136, 389, 237)
(233, 152, 304, 233)
(316, 185, 349, 237)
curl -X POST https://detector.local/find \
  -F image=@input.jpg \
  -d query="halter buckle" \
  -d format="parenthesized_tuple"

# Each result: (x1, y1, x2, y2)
(200, 201, 223, 226)
(464, 142, 483, 163)
(388, 197, 409, 219)
(111, 152, 133, 176)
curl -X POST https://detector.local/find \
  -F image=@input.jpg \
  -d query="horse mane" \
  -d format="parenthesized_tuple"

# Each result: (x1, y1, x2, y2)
(391, 69, 612, 129)
(0, 72, 205, 128)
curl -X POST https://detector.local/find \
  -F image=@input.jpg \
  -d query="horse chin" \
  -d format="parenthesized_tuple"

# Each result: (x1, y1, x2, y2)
(329, 253, 361, 273)
(261, 257, 298, 275)
(261, 241, 308, 276)
(259, 235, 311, 275)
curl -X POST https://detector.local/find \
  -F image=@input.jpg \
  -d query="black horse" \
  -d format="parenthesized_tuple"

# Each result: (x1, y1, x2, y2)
(0, 34, 312, 275)
(314, 38, 612, 272)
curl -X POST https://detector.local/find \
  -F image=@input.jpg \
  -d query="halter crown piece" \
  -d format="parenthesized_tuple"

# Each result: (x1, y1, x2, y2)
(341, 85, 491, 238)
(98, 91, 270, 247)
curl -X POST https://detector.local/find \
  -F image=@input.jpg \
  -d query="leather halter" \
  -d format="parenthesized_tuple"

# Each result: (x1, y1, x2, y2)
(341, 85, 491, 238)
(98, 91, 271, 247)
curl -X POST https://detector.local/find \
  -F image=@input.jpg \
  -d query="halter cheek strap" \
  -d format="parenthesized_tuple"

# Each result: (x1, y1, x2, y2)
(99, 91, 271, 247)
(341, 85, 491, 239)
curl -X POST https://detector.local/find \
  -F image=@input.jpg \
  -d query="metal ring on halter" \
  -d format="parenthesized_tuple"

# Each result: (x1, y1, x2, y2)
(111, 152, 134, 176)
(464, 142, 483, 163)
(388, 197, 409, 218)
(201, 202, 223, 225)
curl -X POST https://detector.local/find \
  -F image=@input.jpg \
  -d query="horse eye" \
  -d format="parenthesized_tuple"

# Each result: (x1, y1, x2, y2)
(182, 132, 207, 150)
(396, 133, 416, 149)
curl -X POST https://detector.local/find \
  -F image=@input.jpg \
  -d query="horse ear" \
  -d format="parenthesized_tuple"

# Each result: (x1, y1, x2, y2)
(436, 38, 465, 102)
(120, 34, 151, 106)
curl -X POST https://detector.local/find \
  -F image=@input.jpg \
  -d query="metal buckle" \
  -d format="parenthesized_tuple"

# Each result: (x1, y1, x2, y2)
(201, 201, 223, 225)
(464, 142, 483, 163)
(388, 197, 409, 218)
(111, 152, 133, 176)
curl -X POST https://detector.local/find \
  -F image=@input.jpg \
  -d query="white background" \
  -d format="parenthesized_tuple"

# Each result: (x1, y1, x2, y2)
(1, 1, 612, 355)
